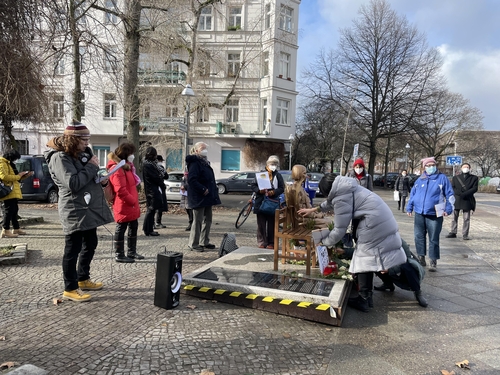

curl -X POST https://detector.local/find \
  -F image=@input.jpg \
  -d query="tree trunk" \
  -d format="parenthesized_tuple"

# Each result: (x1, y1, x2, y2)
(123, 0, 141, 169)
(70, 0, 82, 121)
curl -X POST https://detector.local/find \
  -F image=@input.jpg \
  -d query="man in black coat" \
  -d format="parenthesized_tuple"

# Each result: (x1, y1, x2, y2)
(446, 163, 479, 240)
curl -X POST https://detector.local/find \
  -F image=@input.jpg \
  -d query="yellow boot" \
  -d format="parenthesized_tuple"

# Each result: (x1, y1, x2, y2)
(1, 228, 18, 238)
(13, 229, 27, 235)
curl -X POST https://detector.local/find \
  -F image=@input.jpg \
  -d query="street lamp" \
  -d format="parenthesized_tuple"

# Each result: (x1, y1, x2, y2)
(405, 143, 410, 170)
(181, 84, 195, 169)
(288, 134, 294, 170)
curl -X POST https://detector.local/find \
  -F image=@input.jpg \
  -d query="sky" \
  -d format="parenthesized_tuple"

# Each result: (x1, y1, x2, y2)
(297, 0, 500, 131)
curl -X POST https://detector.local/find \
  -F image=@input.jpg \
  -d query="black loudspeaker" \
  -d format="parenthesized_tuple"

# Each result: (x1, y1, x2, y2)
(154, 251, 183, 309)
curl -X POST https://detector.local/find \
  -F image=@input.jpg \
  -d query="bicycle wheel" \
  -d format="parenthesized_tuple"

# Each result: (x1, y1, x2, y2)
(235, 202, 252, 228)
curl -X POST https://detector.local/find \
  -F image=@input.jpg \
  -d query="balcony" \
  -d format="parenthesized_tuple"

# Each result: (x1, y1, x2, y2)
(138, 70, 186, 85)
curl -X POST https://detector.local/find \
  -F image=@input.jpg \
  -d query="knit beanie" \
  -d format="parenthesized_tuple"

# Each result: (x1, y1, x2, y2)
(421, 157, 437, 167)
(353, 158, 365, 168)
(64, 120, 90, 137)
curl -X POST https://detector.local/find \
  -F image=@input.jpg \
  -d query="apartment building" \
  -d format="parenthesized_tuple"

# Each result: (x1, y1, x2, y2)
(10, 0, 301, 179)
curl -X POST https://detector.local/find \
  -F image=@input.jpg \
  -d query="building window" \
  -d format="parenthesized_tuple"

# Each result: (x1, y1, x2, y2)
(196, 106, 209, 122)
(104, 93, 117, 118)
(275, 99, 290, 125)
(198, 60, 209, 78)
(53, 95, 64, 118)
(226, 99, 239, 123)
(166, 101, 178, 118)
(221, 149, 241, 171)
(262, 99, 268, 130)
(279, 6, 293, 32)
(228, 7, 241, 29)
(104, 47, 117, 72)
(93, 146, 110, 168)
(105, 0, 118, 24)
(279, 52, 290, 77)
(227, 53, 240, 78)
(198, 6, 212, 31)
(54, 55, 64, 75)
(142, 102, 150, 119)
(265, 3, 271, 29)
(262, 51, 269, 76)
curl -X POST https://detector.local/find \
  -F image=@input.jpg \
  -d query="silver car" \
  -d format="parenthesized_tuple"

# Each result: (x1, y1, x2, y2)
(164, 171, 184, 203)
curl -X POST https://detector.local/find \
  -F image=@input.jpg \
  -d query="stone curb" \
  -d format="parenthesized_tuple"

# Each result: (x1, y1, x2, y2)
(0, 243, 28, 266)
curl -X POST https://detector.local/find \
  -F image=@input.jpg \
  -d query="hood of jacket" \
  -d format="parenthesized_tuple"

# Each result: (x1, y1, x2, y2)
(107, 152, 131, 171)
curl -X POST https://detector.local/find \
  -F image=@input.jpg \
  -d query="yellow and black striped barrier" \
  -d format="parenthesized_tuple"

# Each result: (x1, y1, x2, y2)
(182, 283, 351, 326)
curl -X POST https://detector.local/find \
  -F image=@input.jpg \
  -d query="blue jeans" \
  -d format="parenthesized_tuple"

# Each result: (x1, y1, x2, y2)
(414, 213, 443, 260)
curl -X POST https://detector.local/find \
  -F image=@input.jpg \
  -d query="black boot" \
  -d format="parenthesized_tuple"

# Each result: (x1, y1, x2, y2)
(185, 222, 192, 231)
(348, 295, 369, 312)
(367, 292, 374, 308)
(115, 240, 134, 263)
(127, 236, 144, 260)
(374, 282, 395, 292)
(414, 290, 428, 307)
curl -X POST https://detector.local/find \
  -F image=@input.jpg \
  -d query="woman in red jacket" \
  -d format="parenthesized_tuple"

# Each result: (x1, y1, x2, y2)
(107, 143, 143, 263)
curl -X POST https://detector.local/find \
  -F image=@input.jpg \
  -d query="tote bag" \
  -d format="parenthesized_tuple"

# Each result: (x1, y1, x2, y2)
(259, 196, 280, 215)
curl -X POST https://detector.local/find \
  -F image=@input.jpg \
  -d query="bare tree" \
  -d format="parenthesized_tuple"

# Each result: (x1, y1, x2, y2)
(0, 0, 48, 150)
(301, 0, 444, 175)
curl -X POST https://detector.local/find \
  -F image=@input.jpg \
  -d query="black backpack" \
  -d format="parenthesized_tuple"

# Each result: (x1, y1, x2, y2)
(218, 233, 239, 257)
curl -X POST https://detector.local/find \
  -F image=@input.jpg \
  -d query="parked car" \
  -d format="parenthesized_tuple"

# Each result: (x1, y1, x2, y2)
(216, 171, 258, 194)
(373, 174, 383, 186)
(279, 170, 293, 185)
(497, 180, 500, 194)
(307, 172, 324, 196)
(380, 172, 400, 189)
(164, 171, 184, 203)
(14, 155, 59, 203)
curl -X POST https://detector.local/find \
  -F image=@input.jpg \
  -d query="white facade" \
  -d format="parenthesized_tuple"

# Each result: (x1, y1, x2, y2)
(11, 0, 301, 178)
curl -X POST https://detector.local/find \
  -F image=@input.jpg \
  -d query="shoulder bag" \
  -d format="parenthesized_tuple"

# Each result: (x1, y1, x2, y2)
(0, 180, 13, 199)
(259, 196, 280, 215)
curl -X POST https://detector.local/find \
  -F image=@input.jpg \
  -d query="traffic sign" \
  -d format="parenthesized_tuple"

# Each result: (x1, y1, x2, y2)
(446, 156, 462, 166)
(178, 124, 187, 132)
(353, 143, 359, 158)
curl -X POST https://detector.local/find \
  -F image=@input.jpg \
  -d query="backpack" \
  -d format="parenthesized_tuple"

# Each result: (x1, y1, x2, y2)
(218, 233, 239, 257)
(103, 181, 115, 204)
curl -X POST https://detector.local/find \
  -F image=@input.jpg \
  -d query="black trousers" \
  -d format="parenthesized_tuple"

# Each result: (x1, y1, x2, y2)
(186, 208, 193, 224)
(356, 272, 374, 299)
(62, 228, 98, 291)
(2, 198, 19, 230)
(115, 219, 138, 242)
(376, 262, 421, 292)
(143, 206, 155, 234)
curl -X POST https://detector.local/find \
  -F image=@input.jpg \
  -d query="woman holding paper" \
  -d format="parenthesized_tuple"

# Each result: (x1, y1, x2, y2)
(406, 157, 454, 272)
(251, 155, 285, 249)
(107, 142, 143, 262)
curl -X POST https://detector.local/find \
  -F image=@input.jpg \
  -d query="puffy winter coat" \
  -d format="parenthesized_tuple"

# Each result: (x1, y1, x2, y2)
(251, 169, 285, 215)
(107, 153, 140, 223)
(395, 175, 411, 197)
(452, 172, 478, 211)
(44, 140, 113, 235)
(0, 157, 23, 200)
(347, 170, 373, 191)
(319, 176, 406, 273)
(407, 172, 454, 216)
(186, 154, 221, 209)
(142, 160, 165, 210)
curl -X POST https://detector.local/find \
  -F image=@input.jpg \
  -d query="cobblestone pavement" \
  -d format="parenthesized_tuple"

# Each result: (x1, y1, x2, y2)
(1, 191, 500, 375)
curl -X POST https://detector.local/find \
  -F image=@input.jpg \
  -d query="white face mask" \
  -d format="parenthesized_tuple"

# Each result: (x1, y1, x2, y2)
(354, 167, 363, 174)
(127, 154, 134, 163)
(199, 149, 208, 157)
(402, 173, 407, 176)
(462, 168, 469, 173)
(269, 165, 277, 172)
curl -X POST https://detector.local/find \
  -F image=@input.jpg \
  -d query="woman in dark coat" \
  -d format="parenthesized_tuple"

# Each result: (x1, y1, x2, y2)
(251, 155, 285, 249)
(394, 169, 411, 213)
(142, 147, 164, 236)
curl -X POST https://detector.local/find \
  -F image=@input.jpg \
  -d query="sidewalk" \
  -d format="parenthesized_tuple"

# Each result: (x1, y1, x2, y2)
(1, 191, 500, 375)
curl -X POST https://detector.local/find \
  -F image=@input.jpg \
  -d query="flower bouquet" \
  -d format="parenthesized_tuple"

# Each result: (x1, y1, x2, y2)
(321, 257, 353, 280)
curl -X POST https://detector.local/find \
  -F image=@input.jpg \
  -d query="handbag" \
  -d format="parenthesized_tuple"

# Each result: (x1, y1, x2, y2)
(259, 196, 280, 215)
(393, 190, 400, 201)
(0, 180, 12, 199)
(103, 181, 116, 204)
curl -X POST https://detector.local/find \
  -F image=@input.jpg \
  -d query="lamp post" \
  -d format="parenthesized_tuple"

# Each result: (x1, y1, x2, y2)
(181, 84, 195, 170)
(288, 134, 294, 170)
(405, 143, 410, 170)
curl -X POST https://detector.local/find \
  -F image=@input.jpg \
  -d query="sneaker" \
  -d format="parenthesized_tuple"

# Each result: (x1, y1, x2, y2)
(78, 279, 103, 290)
(446, 233, 457, 238)
(463, 236, 470, 240)
(429, 259, 437, 272)
(203, 244, 216, 249)
(418, 256, 426, 267)
(63, 288, 91, 302)
(185, 225, 192, 231)
(154, 223, 166, 229)
(414, 290, 428, 307)
(189, 246, 204, 252)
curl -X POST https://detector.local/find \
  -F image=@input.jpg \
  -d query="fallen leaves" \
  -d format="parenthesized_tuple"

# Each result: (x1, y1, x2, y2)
(200, 370, 215, 375)
(282, 333, 291, 338)
(186, 305, 197, 310)
(0, 336, 5, 341)
(440, 371, 455, 375)
(456, 359, 470, 369)
(0, 362, 19, 370)
(53, 298, 62, 305)
(5, 299, 15, 303)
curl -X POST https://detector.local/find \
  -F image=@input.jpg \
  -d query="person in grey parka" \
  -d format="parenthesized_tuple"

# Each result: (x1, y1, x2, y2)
(298, 175, 406, 312)
(45, 121, 114, 302)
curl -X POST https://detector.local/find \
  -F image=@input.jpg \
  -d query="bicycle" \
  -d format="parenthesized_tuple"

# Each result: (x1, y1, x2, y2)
(235, 192, 255, 229)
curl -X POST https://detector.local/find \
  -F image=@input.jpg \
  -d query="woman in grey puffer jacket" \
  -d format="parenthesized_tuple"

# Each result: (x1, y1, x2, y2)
(299, 175, 406, 312)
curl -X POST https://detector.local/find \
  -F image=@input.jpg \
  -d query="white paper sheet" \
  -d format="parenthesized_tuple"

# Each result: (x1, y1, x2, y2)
(435, 202, 446, 217)
(95, 159, 125, 183)
(316, 245, 329, 274)
(256, 172, 272, 190)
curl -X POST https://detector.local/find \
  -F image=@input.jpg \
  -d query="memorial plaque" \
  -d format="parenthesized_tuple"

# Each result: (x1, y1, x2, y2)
(193, 267, 335, 297)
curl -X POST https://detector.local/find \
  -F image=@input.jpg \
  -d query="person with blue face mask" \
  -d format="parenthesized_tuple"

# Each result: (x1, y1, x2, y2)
(406, 157, 454, 272)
